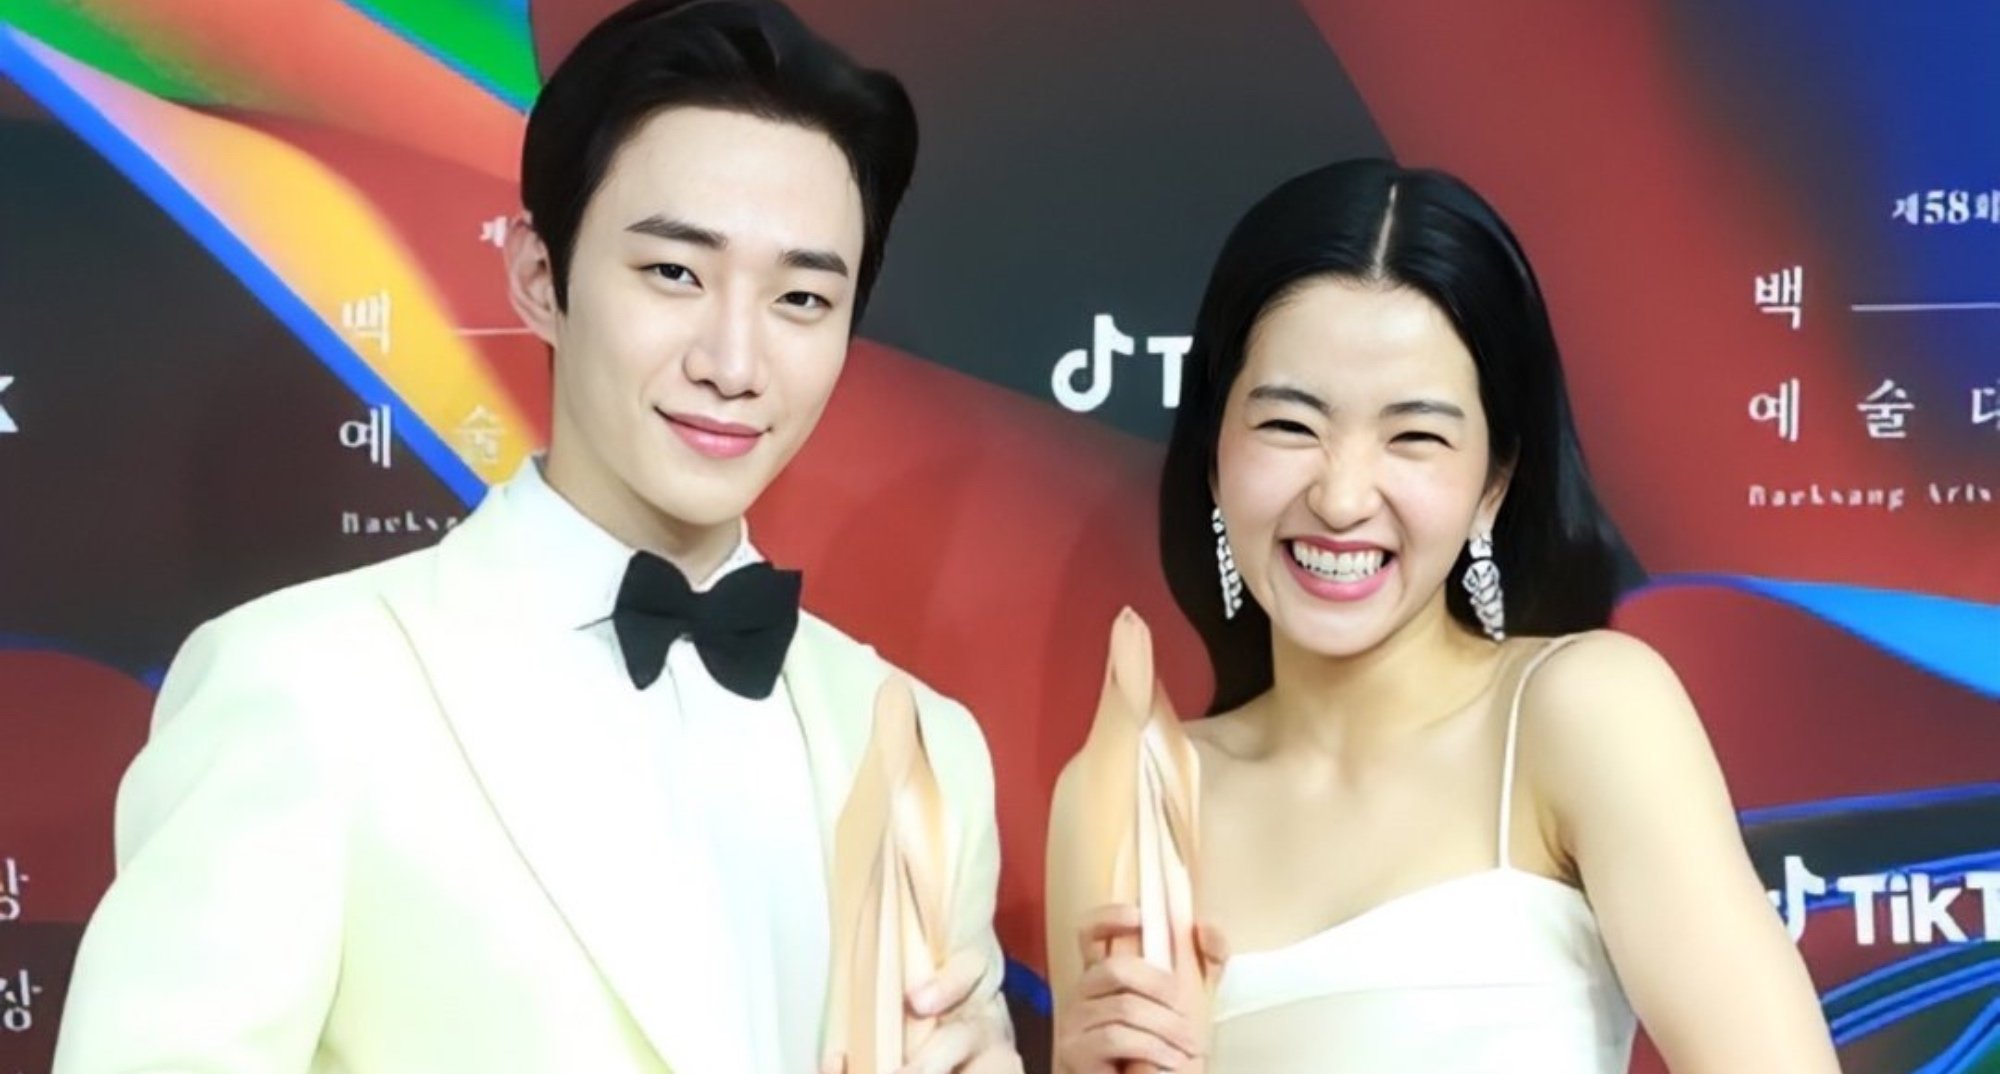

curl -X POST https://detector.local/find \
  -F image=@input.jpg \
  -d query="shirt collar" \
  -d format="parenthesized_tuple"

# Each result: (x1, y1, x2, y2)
(503, 456, 764, 630)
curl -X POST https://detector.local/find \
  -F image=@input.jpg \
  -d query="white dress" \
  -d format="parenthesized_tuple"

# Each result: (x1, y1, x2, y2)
(1208, 638, 1638, 1074)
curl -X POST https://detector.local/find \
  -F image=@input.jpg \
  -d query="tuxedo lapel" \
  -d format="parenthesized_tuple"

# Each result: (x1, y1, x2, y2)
(780, 616, 879, 868)
(380, 492, 745, 1074)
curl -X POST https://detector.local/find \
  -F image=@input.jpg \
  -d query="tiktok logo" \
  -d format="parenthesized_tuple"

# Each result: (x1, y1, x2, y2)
(1770, 855, 2000, 945)
(1050, 314, 1192, 413)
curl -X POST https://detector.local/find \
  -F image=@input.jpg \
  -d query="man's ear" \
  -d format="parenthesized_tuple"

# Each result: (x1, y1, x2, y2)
(504, 213, 561, 348)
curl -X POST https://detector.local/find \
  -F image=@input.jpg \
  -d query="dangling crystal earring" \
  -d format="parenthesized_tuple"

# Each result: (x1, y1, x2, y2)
(1212, 506, 1244, 620)
(1462, 531, 1506, 642)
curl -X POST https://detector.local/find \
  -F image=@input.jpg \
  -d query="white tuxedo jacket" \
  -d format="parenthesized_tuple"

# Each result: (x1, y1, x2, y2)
(53, 486, 1005, 1074)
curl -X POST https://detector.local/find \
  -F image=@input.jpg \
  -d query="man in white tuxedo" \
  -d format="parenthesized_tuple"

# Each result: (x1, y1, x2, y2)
(53, 2, 1019, 1072)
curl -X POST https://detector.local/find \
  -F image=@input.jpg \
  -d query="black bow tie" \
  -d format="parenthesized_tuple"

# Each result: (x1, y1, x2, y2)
(610, 551, 802, 700)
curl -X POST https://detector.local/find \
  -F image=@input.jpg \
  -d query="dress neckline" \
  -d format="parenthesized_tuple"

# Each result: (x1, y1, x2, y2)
(1225, 867, 1587, 965)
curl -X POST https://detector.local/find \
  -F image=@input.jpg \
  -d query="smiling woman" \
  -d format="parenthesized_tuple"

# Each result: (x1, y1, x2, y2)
(1160, 161, 1634, 712)
(1046, 161, 1843, 1074)
(1223, 283, 1495, 637)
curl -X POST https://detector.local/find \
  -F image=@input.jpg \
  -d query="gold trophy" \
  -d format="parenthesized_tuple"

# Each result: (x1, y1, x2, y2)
(825, 674, 954, 1073)
(1048, 608, 1212, 1073)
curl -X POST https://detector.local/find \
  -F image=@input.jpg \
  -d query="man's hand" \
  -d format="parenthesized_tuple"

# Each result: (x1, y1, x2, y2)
(899, 946, 1020, 1074)
(822, 946, 1022, 1074)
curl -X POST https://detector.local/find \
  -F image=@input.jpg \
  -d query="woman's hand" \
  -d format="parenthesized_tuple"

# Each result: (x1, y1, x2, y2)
(1052, 904, 1226, 1074)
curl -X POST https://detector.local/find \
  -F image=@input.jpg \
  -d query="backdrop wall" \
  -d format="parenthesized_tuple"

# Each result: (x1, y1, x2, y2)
(1, 2, 1995, 1071)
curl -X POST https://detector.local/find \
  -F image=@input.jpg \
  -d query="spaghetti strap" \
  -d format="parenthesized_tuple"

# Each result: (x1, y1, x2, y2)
(1498, 635, 1586, 869)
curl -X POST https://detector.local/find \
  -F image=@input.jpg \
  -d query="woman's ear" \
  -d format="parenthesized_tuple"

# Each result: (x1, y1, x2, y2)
(1473, 460, 1514, 538)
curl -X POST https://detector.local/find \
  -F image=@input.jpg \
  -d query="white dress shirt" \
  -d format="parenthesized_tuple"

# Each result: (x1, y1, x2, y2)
(508, 459, 828, 1074)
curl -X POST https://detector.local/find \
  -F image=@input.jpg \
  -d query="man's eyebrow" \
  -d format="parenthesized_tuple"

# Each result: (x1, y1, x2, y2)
(782, 248, 849, 277)
(626, 214, 848, 277)
(625, 214, 725, 248)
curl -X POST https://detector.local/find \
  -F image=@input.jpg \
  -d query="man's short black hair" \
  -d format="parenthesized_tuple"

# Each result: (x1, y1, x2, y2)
(522, 0, 918, 320)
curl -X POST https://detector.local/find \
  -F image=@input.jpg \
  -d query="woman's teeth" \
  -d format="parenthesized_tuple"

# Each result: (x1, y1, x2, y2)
(1289, 542, 1387, 583)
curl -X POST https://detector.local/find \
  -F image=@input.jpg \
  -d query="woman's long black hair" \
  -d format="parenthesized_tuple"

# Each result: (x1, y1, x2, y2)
(1161, 159, 1642, 714)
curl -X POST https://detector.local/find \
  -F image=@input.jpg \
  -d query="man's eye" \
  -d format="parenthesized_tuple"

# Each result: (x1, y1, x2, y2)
(780, 291, 830, 311)
(647, 263, 698, 285)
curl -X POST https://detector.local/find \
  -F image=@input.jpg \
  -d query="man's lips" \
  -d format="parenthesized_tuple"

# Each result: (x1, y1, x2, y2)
(659, 409, 763, 459)
(660, 410, 762, 437)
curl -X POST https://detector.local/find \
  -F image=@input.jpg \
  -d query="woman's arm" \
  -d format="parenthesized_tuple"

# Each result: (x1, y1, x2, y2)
(1521, 631, 1840, 1074)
